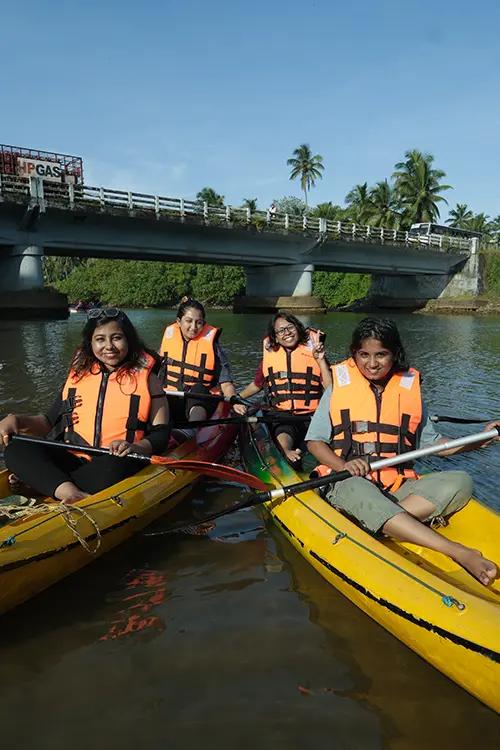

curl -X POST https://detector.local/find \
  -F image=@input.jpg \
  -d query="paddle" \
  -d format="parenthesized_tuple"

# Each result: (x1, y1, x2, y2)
(166, 390, 251, 406)
(145, 426, 500, 536)
(430, 414, 493, 424)
(176, 413, 310, 429)
(8, 435, 271, 490)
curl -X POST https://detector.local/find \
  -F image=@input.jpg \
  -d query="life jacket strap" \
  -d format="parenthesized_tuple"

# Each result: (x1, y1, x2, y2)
(125, 394, 148, 443)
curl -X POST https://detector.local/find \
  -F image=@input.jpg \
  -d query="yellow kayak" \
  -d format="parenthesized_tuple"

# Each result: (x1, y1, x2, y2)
(0, 411, 236, 615)
(240, 420, 500, 713)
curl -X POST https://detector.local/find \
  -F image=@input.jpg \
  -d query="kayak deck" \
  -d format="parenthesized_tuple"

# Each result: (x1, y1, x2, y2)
(240, 420, 500, 712)
(0, 405, 237, 614)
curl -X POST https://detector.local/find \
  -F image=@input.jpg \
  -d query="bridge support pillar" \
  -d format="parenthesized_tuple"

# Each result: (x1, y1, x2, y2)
(0, 244, 68, 319)
(369, 248, 484, 309)
(234, 263, 325, 313)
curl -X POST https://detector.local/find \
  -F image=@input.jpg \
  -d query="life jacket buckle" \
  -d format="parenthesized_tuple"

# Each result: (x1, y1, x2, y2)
(353, 420, 369, 433)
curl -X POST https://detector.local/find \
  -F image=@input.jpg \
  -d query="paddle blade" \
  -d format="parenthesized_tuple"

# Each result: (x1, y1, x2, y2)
(149, 456, 272, 490)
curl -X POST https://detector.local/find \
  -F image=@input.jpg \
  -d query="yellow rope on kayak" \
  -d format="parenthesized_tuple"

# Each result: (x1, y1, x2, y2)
(0, 502, 101, 554)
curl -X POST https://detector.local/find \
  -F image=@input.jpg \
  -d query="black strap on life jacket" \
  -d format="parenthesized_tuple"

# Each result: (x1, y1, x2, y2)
(332, 410, 417, 462)
(265, 366, 322, 409)
(125, 394, 148, 443)
(161, 353, 216, 390)
(63, 387, 78, 438)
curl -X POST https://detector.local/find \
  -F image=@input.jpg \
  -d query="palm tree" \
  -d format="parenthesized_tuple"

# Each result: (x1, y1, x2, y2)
(287, 144, 324, 207)
(196, 187, 225, 207)
(392, 150, 452, 227)
(468, 212, 492, 239)
(365, 180, 400, 228)
(310, 202, 346, 221)
(446, 203, 473, 228)
(242, 198, 257, 212)
(345, 182, 370, 223)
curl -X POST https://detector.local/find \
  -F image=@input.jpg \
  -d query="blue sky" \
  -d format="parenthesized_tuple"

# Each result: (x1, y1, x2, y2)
(2, 0, 499, 218)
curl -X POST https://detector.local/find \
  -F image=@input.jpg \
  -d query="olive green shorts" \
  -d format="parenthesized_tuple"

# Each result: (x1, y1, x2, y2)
(325, 471, 473, 533)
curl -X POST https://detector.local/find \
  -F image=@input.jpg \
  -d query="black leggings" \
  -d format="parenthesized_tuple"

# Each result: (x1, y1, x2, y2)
(167, 383, 218, 424)
(270, 414, 311, 448)
(5, 440, 145, 498)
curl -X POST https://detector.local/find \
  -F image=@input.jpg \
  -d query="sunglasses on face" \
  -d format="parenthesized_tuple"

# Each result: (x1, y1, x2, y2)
(275, 324, 296, 336)
(87, 307, 123, 321)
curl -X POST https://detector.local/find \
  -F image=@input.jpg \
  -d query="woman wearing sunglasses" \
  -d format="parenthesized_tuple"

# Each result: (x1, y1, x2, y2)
(239, 311, 332, 464)
(159, 297, 246, 441)
(0, 309, 170, 504)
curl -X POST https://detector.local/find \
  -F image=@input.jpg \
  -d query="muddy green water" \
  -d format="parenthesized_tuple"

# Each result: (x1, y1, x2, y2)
(0, 310, 499, 748)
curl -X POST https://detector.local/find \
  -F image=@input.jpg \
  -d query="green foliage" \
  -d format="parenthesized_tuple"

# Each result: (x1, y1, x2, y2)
(365, 180, 401, 228)
(196, 187, 225, 207)
(242, 198, 257, 212)
(392, 149, 451, 227)
(287, 143, 324, 206)
(191, 265, 245, 305)
(483, 250, 500, 298)
(344, 182, 371, 223)
(275, 196, 308, 216)
(310, 202, 347, 221)
(54, 258, 243, 307)
(313, 271, 371, 308)
(446, 203, 473, 228)
(43, 256, 87, 284)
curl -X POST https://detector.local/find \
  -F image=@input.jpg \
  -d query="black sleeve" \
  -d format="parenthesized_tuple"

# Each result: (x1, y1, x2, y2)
(144, 424, 171, 454)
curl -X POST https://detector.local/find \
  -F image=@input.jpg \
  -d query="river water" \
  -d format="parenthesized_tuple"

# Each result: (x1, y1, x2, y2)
(0, 310, 499, 747)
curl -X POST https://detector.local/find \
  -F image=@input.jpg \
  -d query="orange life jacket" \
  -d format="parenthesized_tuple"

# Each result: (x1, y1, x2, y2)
(262, 330, 323, 413)
(159, 321, 221, 392)
(59, 352, 154, 453)
(328, 358, 422, 490)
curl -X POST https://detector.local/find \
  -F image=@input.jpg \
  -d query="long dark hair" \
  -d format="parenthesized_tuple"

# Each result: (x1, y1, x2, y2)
(266, 310, 309, 350)
(177, 296, 206, 320)
(70, 310, 153, 380)
(349, 317, 409, 372)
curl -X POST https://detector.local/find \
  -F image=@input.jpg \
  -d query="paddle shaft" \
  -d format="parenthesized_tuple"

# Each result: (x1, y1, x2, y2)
(7, 435, 271, 490)
(430, 414, 494, 424)
(11, 434, 154, 462)
(144, 426, 500, 536)
(262, 426, 500, 502)
(166, 390, 247, 405)
(177, 413, 310, 428)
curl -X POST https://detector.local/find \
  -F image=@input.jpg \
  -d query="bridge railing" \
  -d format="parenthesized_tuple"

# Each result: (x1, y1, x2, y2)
(0, 173, 473, 252)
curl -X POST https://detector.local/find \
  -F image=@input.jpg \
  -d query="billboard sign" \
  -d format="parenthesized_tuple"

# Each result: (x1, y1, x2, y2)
(17, 157, 65, 182)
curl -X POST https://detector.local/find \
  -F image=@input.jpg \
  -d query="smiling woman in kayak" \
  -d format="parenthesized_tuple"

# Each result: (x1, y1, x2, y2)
(306, 317, 498, 586)
(0, 309, 170, 504)
(159, 296, 245, 440)
(240, 311, 332, 464)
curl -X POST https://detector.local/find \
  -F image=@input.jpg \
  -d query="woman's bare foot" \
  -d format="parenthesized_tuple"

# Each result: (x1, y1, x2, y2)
(8, 474, 43, 499)
(451, 546, 497, 586)
(284, 447, 302, 464)
(54, 481, 89, 505)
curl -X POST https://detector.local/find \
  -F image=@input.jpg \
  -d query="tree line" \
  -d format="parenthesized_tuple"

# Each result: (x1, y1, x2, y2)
(199, 145, 500, 241)
(44, 144, 500, 309)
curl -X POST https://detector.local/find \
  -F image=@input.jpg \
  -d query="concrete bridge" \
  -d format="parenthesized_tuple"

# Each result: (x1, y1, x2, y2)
(0, 173, 480, 317)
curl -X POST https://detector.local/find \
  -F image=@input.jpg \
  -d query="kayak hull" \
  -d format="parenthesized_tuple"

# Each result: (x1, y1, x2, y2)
(0, 408, 236, 614)
(240, 421, 500, 713)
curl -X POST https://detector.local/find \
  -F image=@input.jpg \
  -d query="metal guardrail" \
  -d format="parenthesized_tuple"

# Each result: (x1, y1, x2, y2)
(0, 173, 473, 252)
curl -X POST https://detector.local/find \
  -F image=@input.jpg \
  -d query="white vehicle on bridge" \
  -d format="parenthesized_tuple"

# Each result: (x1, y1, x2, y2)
(410, 222, 482, 245)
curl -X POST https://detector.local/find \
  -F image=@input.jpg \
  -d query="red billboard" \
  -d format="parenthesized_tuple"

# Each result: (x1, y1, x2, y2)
(0, 144, 83, 184)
